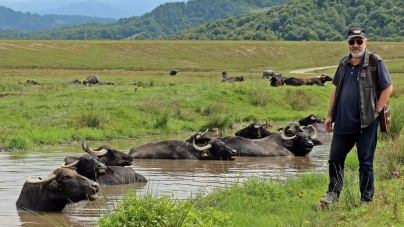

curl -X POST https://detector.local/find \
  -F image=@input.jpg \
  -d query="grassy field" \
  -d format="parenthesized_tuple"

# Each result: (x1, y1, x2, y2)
(1, 40, 404, 149)
(2, 40, 404, 226)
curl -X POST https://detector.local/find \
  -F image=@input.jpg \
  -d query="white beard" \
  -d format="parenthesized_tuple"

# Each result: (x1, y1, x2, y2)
(350, 48, 366, 58)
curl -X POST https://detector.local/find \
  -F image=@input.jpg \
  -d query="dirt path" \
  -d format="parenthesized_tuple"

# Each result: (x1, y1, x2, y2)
(290, 65, 338, 74)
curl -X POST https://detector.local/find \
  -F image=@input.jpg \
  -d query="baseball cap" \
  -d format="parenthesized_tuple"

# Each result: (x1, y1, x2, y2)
(347, 28, 367, 39)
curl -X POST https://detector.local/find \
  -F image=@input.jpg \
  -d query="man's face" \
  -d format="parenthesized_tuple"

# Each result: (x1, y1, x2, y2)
(348, 37, 367, 58)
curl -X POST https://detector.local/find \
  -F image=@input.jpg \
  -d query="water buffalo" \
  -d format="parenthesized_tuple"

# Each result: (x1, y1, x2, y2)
(129, 138, 237, 160)
(269, 76, 284, 87)
(62, 154, 147, 185)
(284, 77, 305, 86)
(170, 70, 178, 76)
(235, 122, 274, 139)
(83, 74, 100, 86)
(220, 122, 322, 157)
(221, 76, 245, 83)
(262, 70, 275, 79)
(82, 141, 133, 166)
(16, 168, 100, 212)
(303, 74, 333, 86)
(222, 71, 228, 78)
(26, 79, 40, 85)
(298, 114, 326, 133)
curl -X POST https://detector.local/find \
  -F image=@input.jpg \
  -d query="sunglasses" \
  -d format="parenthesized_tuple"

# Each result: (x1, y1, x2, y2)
(348, 39, 364, 45)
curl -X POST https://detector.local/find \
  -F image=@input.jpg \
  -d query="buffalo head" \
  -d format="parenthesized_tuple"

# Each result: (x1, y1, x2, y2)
(82, 141, 133, 166)
(192, 138, 237, 161)
(278, 122, 321, 156)
(16, 168, 100, 212)
(62, 154, 111, 181)
(235, 122, 273, 139)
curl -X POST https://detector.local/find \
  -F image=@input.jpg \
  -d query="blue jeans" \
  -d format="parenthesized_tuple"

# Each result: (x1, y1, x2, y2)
(327, 120, 378, 202)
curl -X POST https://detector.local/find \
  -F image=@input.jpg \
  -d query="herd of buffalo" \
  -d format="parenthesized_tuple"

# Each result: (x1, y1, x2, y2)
(15, 113, 328, 212)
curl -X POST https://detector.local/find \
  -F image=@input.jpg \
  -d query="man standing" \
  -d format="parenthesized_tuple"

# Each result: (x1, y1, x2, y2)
(318, 28, 393, 207)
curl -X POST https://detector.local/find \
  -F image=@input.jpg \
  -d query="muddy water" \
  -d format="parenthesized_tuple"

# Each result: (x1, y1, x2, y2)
(0, 133, 332, 227)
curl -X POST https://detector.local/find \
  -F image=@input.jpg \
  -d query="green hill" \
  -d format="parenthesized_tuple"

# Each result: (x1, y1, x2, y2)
(172, 0, 404, 41)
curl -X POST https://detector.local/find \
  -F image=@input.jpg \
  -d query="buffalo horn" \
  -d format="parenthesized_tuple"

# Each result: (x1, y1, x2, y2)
(254, 123, 263, 129)
(280, 127, 296, 140)
(82, 141, 108, 156)
(196, 129, 209, 139)
(307, 125, 318, 139)
(26, 173, 56, 184)
(192, 138, 212, 151)
(61, 160, 79, 168)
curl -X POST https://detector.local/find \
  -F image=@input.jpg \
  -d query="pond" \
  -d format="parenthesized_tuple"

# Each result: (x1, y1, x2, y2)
(0, 133, 332, 227)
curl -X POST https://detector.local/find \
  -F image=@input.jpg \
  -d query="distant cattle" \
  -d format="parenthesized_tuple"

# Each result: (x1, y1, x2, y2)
(170, 70, 178, 76)
(26, 79, 40, 85)
(70, 79, 81, 85)
(83, 74, 100, 86)
(284, 77, 305, 86)
(221, 76, 245, 83)
(262, 70, 275, 79)
(222, 71, 228, 78)
(303, 74, 333, 86)
(269, 76, 284, 87)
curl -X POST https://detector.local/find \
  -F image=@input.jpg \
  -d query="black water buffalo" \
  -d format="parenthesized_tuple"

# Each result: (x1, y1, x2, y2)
(220, 122, 322, 157)
(303, 74, 333, 86)
(129, 138, 237, 160)
(16, 168, 100, 212)
(262, 70, 275, 79)
(26, 79, 40, 85)
(62, 154, 147, 185)
(269, 76, 284, 87)
(170, 70, 178, 76)
(221, 76, 245, 83)
(70, 79, 81, 85)
(83, 74, 100, 86)
(235, 122, 274, 139)
(222, 71, 228, 78)
(82, 141, 133, 166)
(284, 77, 305, 86)
(298, 114, 326, 133)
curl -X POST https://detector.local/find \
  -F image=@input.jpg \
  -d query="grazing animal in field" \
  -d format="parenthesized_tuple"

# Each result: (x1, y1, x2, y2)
(62, 154, 147, 185)
(26, 79, 40, 85)
(221, 76, 245, 83)
(284, 77, 305, 86)
(222, 71, 228, 78)
(82, 141, 133, 166)
(83, 74, 100, 86)
(269, 76, 285, 87)
(303, 74, 333, 86)
(170, 70, 178, 76)
(16, 168, 100, 212)
(262, 70, 275, 79)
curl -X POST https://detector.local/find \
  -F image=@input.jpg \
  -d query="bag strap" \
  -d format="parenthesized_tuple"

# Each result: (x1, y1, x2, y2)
(369, 52, 380, 98)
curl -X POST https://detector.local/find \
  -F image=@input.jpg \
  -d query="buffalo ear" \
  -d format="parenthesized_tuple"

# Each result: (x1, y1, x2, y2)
(48, 180, 62, 191)
(106, 167, 115, 174)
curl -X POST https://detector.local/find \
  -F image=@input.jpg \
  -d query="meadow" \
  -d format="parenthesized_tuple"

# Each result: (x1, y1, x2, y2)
(2, 40, 404, 226)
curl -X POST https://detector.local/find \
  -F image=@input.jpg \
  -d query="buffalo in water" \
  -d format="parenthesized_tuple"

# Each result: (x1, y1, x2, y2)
(235, 122, 274, 139)
(217, 122, 322, 157)
(16, 168, 99, 212)
(129, 138, 237, 160)
(62, 154, 147, 185)
(83, 74, 100, 86)
(298, 114, 327, 133)
(82, 141, 133, 166)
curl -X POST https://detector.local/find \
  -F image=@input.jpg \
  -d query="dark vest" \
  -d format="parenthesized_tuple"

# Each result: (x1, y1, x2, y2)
(331, 49, 380, 128)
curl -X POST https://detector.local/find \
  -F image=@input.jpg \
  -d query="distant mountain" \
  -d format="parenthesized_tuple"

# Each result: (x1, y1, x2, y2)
(0, 6, 115, 32)
(34, 0, 129, 19)
(0, 0, 176, 18)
